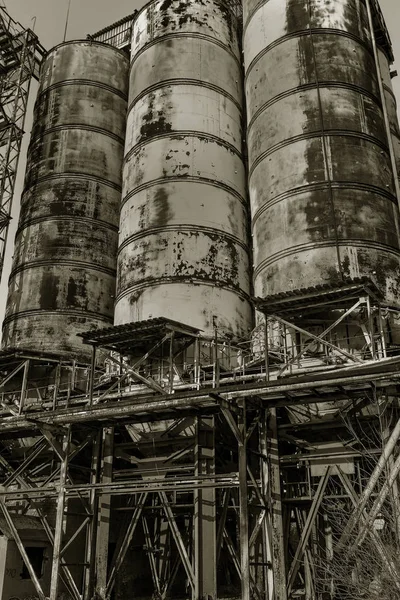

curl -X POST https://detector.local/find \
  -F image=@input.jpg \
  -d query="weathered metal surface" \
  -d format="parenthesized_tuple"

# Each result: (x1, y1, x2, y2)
(2, 41, 129, 360)
(243, 0, 400, 305)
(378, 48, 400, 183)
(114, 0, 253, 339)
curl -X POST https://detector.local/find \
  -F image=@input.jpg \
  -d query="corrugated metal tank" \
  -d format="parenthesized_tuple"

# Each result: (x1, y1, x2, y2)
(114, 0, 253, 339)
(2, 41, 129, 361)
(243, 0, 400, 305)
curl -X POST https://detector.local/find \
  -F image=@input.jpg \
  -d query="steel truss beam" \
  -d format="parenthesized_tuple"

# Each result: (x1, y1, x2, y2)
(0, 303, 398, 599)
(0, 430, 95, 600)
(0, 400, 398, 599)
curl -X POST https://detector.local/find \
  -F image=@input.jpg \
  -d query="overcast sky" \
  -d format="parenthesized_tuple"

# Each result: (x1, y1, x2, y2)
(0, 0, 400, 330)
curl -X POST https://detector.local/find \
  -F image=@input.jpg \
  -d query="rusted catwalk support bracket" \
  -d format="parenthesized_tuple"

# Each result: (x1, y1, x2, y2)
(89, 334, 171, 406)
(95, 427, 114, 599)
(265, 409, 288, 600)
(272, 315, 362, 365)
(50, 427, 71, 600)
(194, 416, 216, 600)
(107, 353, 166, 395)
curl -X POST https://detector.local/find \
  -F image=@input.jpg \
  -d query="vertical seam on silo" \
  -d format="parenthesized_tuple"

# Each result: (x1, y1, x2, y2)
(306, 0, 344, 281)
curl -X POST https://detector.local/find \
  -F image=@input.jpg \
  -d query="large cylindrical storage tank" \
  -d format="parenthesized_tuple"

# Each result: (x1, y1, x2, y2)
(243, 0, 400, 305)
(2, 41, 129, 361)
(115, 0, 253, 339)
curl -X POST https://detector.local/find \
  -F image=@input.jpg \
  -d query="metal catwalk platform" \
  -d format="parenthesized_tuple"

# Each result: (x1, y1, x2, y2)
(0, 282, 399, 599)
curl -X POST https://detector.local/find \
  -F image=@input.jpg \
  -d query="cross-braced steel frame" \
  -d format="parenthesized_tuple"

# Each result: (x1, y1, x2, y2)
(0, 281, 400, 599)
(0, 5, 45, 284)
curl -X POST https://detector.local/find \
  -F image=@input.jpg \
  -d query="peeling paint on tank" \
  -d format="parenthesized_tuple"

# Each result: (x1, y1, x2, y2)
(132, 0, 240, 59)
(40, 272, 60, 311)
(139, 91, 172, 141)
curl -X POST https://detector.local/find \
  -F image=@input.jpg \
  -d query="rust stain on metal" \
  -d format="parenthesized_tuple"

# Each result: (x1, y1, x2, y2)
(139, 91, 172, 141)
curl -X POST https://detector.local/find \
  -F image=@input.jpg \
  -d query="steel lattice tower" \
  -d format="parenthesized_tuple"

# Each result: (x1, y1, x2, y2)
(0, 5, 45, 284)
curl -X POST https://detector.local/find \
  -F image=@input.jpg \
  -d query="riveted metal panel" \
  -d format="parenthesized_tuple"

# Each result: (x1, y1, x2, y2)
(2, 41, 129, 361)
(244, 0, 371, 66)
(117, 230, 250, 292)
(129, 38, 243, 105)
(243, 0, 400, 304)
(123, 136, 246, 196)
(115, 0, 253, 338)
(18, 179, 121, 226)
(38, 41, 129, 93)
(119, 182, 249, 242)
(116, 285, 251, 336)
(32, 85, 127, 139)
(127, 85, 242, 151)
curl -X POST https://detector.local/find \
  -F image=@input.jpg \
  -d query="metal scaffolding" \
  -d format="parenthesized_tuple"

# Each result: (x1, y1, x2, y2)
(0, 280, 399, 599)
(0, 5, 45, 285)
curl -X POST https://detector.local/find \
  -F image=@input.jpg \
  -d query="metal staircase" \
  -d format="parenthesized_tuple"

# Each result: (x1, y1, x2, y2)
(0, 5, 45, 286)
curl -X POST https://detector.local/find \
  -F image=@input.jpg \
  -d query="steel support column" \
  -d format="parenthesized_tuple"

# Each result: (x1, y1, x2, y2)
(84, 430, 101, 600)
(95, 427, 114, 599)
(194, 415, 216, 600)
(265, 409, 288, 600)
(238, 400, 250, 600)
(287, 467, 331, 595)
(106, 492, 148, 597)
(49, 427, 71, 600)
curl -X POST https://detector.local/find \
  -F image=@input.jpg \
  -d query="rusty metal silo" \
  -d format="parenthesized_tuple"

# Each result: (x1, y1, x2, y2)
(114, 0, 253, 339)
(243, 0, 400, 305)
(2, 41, 128, 361)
